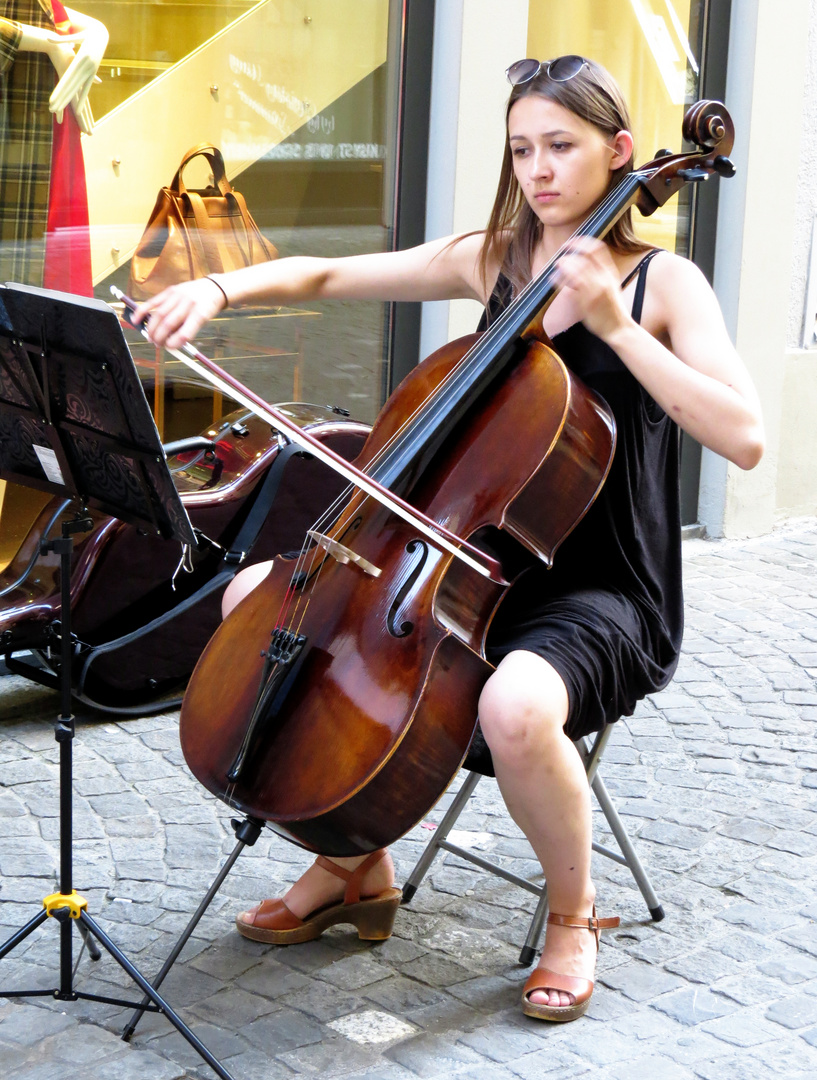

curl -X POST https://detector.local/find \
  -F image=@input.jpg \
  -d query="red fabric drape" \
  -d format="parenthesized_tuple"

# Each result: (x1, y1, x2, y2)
(43, 0, 93, 296)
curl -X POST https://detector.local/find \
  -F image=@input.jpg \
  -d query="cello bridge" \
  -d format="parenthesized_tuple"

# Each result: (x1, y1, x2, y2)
(308, 529, 381, 578)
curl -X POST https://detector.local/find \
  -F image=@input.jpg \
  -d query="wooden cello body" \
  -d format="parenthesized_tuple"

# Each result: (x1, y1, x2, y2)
(181, 335, 614, 854)
(178, 101, 736, 856)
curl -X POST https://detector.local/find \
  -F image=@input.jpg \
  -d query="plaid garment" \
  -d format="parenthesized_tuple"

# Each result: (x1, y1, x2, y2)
(0, 1, 58, 286)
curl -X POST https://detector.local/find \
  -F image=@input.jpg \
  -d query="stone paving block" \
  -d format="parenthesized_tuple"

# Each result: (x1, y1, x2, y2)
(307, 952, 392, 992)
(453, 1019, 546, 1064)
(363, 973, 451, 1017)
(187, 984, 279, 1029)
(758, 952, 817, 985)
(726, 871, 814, 909)
(743, 1035, 817, 1076)
(606, 1054, 697, 1079)
(397, 992, 486, 1037)
(779, 922, 817, 959)
(650, 987, 737, 1026)
(661, 806, 723, 831)
(653, 769, 709, 789)
(621, 931, 690, 966)
(718, 819, 777, 844)
(695, 756, 739, 773)
(239, 1005, 324, 1054)
(702, 1009, 781, 1046)
(235, 961, 311, 1001)
(765, 993, 817, 1030)
(400, 953, 480, 988)
(638, 822, 709, 851)
(220, 1046, 310, 1079)
(0, 1002, 77, 1044)
(691, 1052, 781, 1080)
(430, 1066, 523, 1080)
(357, 934, 427, 968)
(597, 960, 686, 1002)
(505, 1045, 592, 1079)
(664, 948, 743, 985)
(7, 1062, 82, 1080)
(385, 1031, 485, 1077)
(277, 1033, 378, 1075)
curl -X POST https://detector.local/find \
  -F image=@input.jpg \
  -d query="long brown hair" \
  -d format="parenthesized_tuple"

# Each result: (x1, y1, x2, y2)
(480, 58, 651, 294)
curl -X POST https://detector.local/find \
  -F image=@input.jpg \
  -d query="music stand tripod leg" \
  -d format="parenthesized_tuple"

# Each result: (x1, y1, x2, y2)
(122, 814, 264, 1041)
(0, 520, 237, 1080)
(79, 909, 235, 1080)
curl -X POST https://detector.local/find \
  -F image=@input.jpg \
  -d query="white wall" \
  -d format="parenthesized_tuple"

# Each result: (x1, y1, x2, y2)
(700, 0, 814, 536)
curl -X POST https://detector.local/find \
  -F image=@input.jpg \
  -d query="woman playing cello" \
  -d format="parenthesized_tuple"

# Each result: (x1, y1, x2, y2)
(136, 57, 764, 1023)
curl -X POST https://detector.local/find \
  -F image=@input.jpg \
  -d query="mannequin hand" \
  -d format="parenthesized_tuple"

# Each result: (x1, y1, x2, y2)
(48, 16, 108, 135)
(133, 278, 229, 350)
(46, 35, 96, 133)
(554, 238, 632, 343)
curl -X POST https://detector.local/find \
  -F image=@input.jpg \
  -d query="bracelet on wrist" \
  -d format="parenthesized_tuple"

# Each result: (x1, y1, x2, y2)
(205, 275, 229, 310)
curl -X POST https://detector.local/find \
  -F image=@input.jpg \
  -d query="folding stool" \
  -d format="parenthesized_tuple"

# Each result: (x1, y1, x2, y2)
(401, 723, 664, 965)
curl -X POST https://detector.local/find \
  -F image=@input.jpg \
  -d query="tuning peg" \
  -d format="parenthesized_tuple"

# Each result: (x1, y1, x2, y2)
(676, 167, 710, 182)
(713, 155, 736, 178)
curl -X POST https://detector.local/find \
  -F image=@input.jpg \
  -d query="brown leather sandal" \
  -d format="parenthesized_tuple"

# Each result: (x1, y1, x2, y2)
(522, 908, 620, 1022)
(235, 850, 402, 944)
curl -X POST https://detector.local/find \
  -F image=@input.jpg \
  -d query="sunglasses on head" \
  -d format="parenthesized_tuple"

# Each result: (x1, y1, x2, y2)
(506, 55, 588, 86)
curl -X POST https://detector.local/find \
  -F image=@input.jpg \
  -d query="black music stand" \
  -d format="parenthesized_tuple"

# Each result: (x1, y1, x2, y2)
(0, 283, 234, 1080)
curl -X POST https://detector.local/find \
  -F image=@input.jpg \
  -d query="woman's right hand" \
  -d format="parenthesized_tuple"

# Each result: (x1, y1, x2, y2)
(132, 276, 229, 350)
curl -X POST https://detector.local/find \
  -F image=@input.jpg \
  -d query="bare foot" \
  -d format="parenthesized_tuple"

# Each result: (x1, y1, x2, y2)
(528, 905, 598, 1008)
(239, 851, 396, 925)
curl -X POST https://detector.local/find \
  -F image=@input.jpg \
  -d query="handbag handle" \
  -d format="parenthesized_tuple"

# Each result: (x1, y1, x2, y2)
(172, 143, 232, 197)
(184, 188, 266, 274)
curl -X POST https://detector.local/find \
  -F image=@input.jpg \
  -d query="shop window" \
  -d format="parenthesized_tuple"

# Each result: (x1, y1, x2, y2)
(527, 0, 705, 256)
(0, 0, 405, 442)
(527, 0, 719, 527)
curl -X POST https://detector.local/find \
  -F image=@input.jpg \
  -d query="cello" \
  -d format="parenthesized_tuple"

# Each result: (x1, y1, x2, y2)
(173, 100, 735, 856)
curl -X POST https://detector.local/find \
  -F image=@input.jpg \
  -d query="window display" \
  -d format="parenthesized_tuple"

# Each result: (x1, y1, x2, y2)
(527, 0, 705, 255)
(0, 1, 406, 563)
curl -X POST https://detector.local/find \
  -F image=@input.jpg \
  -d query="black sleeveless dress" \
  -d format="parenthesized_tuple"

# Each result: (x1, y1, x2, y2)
(478, 250, 683, 742)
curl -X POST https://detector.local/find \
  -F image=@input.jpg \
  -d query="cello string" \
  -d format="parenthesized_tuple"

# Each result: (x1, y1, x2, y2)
(270, 171, 643, 620)
(343, 173, 642, 487)
(365, 173, 644, 474)
(271, 485, 361, 632)
(226, 175, 644, 780)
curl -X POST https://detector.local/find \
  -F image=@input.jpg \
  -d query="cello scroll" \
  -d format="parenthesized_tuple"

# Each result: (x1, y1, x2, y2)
(637, 99, 735, 215)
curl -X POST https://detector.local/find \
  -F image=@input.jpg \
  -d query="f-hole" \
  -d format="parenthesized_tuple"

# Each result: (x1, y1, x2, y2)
(387, 539, 428, 637)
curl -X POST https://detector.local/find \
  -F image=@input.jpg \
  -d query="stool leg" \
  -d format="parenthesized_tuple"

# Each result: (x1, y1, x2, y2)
(519, 881, 548, 966)
(591, 772, 664, 921)
(402, 773, 481, 903)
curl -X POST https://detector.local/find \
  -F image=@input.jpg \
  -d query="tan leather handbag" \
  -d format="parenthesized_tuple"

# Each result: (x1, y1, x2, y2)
(127, 143, 277, 301)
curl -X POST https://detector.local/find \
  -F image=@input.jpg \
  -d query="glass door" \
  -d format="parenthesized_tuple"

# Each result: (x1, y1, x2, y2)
(526, 0, 729, 524)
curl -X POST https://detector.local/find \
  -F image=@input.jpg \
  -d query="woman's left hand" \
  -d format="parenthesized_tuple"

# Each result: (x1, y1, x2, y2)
(554, 238, 631, 343)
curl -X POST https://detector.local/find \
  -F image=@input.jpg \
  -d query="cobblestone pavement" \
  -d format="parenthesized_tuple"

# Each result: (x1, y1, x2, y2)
(1, 520, 816, 1080)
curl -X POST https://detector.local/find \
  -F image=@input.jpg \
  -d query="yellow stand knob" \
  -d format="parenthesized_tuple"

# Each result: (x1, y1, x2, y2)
(43, 891, 88, 919)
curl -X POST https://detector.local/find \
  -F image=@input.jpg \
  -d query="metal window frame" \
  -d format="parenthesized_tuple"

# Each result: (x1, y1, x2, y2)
(384, 0, 436, 397)
(681, 0, 732, 528)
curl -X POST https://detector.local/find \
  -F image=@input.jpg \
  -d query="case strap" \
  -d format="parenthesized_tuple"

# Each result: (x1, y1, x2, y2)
(75, 440, 302, 706)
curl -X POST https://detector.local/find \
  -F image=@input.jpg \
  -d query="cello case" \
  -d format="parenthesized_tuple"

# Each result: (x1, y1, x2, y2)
(0, 403, 369, 713)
